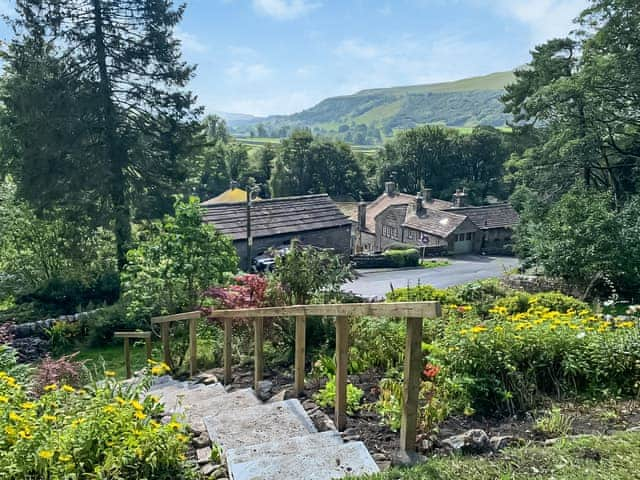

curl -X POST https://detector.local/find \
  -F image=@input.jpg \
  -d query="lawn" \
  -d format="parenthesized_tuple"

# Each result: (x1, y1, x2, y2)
(420, 259, 450, 269)
(359, 431, 640, 480)
(72, 342, 159, 380)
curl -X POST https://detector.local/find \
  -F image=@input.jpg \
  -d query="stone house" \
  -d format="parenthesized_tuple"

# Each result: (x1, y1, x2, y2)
(201, 194, 352, 269)
(351, 182, 518, 255)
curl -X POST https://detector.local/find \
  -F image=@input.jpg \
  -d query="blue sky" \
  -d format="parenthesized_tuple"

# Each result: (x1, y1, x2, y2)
(0, 0, 589, 116)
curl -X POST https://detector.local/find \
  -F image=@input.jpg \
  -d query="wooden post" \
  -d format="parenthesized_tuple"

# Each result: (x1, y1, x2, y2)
(145, 336, 152, 361)
(254, 317, 264, 391)
(189, 317, 198, 377)
(335, 316, 349, 431)
(224, 318, 233, 385)
(400, 316, 423, 453)
(294, 316, 306, 396)
(161, 323, 171, 367)
(123, 338, 132, 379)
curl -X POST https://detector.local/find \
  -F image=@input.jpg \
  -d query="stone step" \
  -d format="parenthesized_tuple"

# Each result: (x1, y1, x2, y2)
(226, 431, 343, 466)
(157, 383, 227, 411)
(228, 441, 380, 480)
(204, 399, 316, 451)
(177, 389, 262, 432)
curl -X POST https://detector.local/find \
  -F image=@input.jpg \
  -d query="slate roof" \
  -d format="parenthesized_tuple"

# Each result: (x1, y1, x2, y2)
(445, 204, 519, 230)
(201, 194, 352, 241)
(364, 192, 452, 233)
(403, 208, 469, 238)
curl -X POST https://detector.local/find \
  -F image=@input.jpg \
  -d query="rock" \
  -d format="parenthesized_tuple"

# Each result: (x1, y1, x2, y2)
(211, 465, 227, 479)
(342, 435, 360, 442)
(342, 427, 358, 437)
(256, 380, 273, 401)
(200, 463, 216, 476)
(197, 446, 212, 464)
(302, 399, 316, 410)
(390, 449, 426, 466)
(193, 432, 211, 448)
(627, 426, 640, 432)
(267, 390, 287, 404)
(199, 374, 220, 385)
(160, 415, 172, 425)
(490, 435, 515, 451)
(441, 429, 491, 453)
(315, 413, 337, 432)
(376, 460, 392, 471)
(372, 453, 388, 462)
(419, 438, 434, 452)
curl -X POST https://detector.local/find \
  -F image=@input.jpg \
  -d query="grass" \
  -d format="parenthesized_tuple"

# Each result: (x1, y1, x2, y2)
(358, 431, 640, 480)
(72, 342, 158, 380)
(420, 259, 451, 269)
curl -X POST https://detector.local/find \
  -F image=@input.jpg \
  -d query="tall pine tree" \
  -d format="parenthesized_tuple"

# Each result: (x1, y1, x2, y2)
(2, 0, 201, 268)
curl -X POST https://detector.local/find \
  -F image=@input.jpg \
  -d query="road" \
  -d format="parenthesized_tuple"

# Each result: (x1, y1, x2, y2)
(343, 255, 520, 299)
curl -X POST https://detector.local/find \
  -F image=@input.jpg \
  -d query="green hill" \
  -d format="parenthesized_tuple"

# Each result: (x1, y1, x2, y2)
(227, 70, 516, 144)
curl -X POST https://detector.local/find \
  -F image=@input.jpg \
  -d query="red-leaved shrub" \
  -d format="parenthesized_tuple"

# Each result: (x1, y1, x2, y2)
(33, 353, 84, 395)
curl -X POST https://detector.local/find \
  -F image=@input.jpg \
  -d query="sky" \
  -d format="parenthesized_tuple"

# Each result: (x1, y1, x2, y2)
(0, 0, 590, 117)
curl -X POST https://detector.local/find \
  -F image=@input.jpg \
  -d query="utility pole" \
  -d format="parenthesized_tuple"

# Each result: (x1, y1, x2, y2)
(246, 185, 261, 271)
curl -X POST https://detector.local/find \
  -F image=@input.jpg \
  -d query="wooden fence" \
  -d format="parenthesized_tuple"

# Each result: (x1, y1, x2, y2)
(145, 301, 441, 454)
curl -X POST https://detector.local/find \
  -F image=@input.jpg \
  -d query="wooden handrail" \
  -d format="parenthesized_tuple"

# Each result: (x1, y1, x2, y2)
(114, 331, 153, 379)
(208, 301, 441, 319)
(148, 301, 441, 456)
(150, 311, 202, 377)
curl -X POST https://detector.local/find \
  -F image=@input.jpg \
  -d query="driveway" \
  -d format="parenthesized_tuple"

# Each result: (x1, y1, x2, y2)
(343, 255, 520, 299)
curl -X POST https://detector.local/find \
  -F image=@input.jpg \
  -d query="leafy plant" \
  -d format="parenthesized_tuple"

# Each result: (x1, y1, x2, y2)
(46, 321, 83, 356)
(313, 376, 364, 415)
(534, 408, 574, 438)
(32, 354, 85, 396)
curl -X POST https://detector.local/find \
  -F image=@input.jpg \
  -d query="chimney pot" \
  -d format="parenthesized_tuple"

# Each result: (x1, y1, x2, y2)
(384, 181, 396, 195)
(357, 202, 367, 230)
(421, 188, 432, 202)
(416, 194, 424, 214)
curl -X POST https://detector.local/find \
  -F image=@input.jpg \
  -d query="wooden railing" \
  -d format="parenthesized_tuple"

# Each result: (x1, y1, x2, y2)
(147, 301, 441, 454)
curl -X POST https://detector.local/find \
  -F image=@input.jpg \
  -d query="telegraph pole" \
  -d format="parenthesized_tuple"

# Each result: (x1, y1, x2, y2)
(246, 185, 261, 271)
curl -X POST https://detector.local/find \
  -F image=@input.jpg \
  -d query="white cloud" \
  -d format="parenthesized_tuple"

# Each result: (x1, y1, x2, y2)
(489, 0, 589, 44)
(224, 61, 273, 82)
(214, 90, 318, 116)
(335, 39, 380, 60)
(175, 28, 208, 54)
(252, 0, 321, 20)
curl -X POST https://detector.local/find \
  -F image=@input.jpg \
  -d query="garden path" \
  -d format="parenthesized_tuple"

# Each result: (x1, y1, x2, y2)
(148, 377, 379, 480)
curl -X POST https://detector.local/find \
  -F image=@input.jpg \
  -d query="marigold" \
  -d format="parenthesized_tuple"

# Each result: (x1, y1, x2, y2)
(38, 450, 54, 460)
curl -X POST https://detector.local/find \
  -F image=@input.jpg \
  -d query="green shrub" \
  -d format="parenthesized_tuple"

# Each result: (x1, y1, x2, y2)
(86, 304, 141, 347)
(349, 317, 406, 372)
(533, 407, 574, 438)
(0, 364, 196, 480)
(494, 292, 589, 315)
(386, 284, 458, 304)
(313, 376, 364, 415)
(46, 321, 84, 356)
(383, 249, 420, 267)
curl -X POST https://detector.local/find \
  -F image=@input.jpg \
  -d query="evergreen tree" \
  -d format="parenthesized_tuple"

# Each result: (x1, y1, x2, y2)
(2, 0, 200, 268)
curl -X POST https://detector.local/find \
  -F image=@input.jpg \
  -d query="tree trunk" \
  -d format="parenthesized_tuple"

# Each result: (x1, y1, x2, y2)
(91, 0, 131, 269)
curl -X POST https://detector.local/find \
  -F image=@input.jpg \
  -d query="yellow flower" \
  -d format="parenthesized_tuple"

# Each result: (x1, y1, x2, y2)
(0, 396, 8, 403)
(115, 396, 126, 405)
(38, 450, 54, 460)
(71, 418, 86, 428)
(179, 454, 186, 461)
(103, 405, 117, 414)
(59, 454, 72, 462)
(104, 371, 116, 377)
(134, 411, 146, 420)
(44, 384, 58, 392)
(617, 321, 635, 329)
(62, 385, 75, 393)
(4, 426, 16, 436)
(135, 447, 144, 459)
(18, 430, 32, 439)
(459, 329, 468, 335)
(168, 421, 182, 431)
(130, 400, 144, 411)
(43, 414, 57, 422)
(470, 325, 487, 334)
(9, 412, 23, 422)
(177, 433, 189, 443)
(21, 402, 36, 410)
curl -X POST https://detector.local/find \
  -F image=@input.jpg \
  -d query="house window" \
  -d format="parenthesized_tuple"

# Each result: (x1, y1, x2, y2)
(407, 230, 413, 240)
(466, 232, 473, 241)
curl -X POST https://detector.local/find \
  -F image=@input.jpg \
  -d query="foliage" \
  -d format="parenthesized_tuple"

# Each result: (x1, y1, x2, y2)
(533, 407, 574, 438)
(121, 197, 238, 322)
(269, 130, 369, 199)
(46, 321, 84, 356)
(203, 274, 269, 311)
(86, 304, 140, 347)
(431, 302, 640, 413)
(0, 345, 31, 388)
(349, 317, 406, 372)
(271, 242, 354, 305)
(2, 0, 200, 268)
(313, 376, 364, 416)
(32, 354, 84, 396)
(0, 364, 195, 480)
(386, 284, 459, 305)
(494, 292, 589, 316)
(382, 249, 420, 267)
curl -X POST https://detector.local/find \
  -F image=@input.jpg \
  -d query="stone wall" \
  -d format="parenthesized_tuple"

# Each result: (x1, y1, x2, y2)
(502, 274, 582, 297)
(234, 225, 352, 270)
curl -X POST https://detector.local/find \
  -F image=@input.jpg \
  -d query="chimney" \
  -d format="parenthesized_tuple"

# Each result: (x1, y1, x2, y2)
(384, 181, 396, 195)
(421, 188, 432, 202)
(230, 180, 239, 190)
(357, 202, 367, 231)
(415, 194, 424, 214)
(452, 188, 469, 208)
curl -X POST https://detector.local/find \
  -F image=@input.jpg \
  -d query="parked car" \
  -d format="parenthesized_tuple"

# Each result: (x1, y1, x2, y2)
(251, 246, 290, 272)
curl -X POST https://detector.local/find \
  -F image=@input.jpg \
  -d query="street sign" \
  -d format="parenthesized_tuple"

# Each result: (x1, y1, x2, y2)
(420, 233, 430, 245)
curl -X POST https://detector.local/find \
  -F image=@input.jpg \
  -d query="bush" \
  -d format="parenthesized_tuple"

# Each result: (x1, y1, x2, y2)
(0, 364, 195, 480)
(86, 304, 140, 347)
(382, 249, 420, 267)
(313, 376, 364, 415)
(349, 317, 406, 372)
(430, 303, 640, 413)
(494, 292, 589, 315)
(386, 284, 459, 305)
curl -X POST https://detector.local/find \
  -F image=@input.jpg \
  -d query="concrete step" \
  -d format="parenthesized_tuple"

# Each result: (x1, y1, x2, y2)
(226, 431, 343, 466)
(204, 399, 316, 451)
(178, 389, 262, 432)
(157, 383, 226, 411)
(228, 441, 380, 480)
